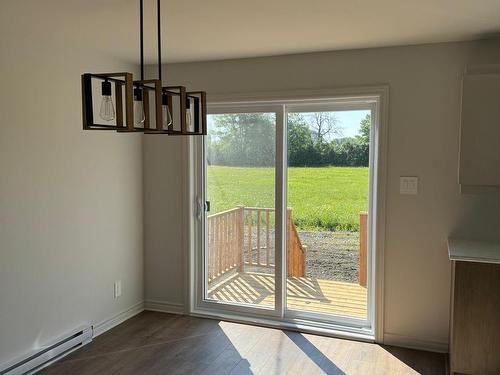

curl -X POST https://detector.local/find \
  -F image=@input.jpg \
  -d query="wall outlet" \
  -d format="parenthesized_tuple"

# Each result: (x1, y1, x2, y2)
(400, 176, 418, 195)
(114, 280, 122, 299)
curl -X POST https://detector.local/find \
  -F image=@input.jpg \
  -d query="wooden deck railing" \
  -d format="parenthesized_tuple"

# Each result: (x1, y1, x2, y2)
(207, 206, 307, 282)
(359, 212, 368, 287)
(207, 207, 368, 286)
(243, 207, 274, 268)
(207, 207, 244, 282)
(287, 209, 307, 278)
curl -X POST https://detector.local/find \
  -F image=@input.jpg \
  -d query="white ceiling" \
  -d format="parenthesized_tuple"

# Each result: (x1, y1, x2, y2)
(3, 0, 500, 64)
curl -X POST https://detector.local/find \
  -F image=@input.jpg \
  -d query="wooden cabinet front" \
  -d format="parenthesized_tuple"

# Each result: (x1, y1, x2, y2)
(450, 261, 500, 375)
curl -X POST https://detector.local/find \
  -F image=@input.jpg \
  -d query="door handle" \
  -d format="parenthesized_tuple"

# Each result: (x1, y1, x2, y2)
(196, 197, 203, 220)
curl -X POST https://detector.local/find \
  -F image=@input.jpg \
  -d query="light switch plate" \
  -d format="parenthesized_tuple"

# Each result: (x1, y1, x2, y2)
(400, 176, 418, 195)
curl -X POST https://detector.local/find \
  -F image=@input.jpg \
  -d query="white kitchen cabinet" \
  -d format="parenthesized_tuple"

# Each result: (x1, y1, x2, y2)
(459, 65, 500, 192)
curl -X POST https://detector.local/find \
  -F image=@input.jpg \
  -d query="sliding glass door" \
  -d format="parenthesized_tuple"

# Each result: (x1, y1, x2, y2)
(197, 98, 377, 333)
(285, 104, 372, 326)
(202, 105, 283, 316)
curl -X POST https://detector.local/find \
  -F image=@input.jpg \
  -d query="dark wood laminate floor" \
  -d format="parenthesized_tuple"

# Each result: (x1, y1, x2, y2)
(39, 311, 446, 375)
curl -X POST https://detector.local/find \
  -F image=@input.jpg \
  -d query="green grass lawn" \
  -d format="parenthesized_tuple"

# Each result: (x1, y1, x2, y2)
(208, 166, 368, 231)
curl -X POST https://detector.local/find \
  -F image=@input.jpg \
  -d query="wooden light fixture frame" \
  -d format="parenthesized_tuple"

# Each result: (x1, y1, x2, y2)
(132, 79, 162, 131)
(81, 73, 133, 131)
(81, 0, 206, 136)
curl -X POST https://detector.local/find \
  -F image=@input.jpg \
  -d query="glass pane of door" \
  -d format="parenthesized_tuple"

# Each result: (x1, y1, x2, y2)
(286, 109, 371, 321)
(205, 112, 276, 308)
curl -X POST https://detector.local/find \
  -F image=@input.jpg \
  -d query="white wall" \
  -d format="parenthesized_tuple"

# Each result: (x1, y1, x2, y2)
(143, 40, 500, 351)
(0, 2, 143, 365)
(143, 137, 186, 310)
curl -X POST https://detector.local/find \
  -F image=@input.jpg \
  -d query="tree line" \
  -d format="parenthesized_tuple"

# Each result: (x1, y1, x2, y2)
(207, 112, 370, 167)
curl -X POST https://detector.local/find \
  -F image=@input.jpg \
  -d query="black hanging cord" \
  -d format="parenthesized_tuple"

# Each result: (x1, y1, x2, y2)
(140, 0, 144, 80)
(157, 0, 162, 82)
(138, 0, 162, 82)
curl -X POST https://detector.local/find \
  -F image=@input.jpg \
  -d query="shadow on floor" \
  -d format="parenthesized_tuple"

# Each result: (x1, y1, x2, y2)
(380, 344, 448, 375)
(38, 311, 446, 375)
(208, 271, 331, 305)
(284, 331, 346, 374)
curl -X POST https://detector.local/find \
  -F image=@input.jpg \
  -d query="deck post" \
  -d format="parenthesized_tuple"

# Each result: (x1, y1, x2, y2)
(237, 206, 245, 272)
(287, 208, 307, 277)
(359, 211, 368, 287)
(287, 208, 292, 277)
(256, 210, 261, 265)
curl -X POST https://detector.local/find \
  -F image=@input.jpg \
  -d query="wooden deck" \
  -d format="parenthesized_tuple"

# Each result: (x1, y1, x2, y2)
(208, 271, 367, 319)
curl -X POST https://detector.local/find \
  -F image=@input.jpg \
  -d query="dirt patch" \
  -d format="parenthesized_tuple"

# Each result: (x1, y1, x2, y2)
(244, 230, 360, 283)
(299, 231, 360, 283)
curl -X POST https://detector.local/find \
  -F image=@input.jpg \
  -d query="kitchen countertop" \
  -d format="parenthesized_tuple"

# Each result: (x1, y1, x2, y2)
(448, 238, 500, 264)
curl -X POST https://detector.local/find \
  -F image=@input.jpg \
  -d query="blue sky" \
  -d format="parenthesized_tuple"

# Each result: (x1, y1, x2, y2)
(331, 110, 370, 139)
(294, 110, 370, 140)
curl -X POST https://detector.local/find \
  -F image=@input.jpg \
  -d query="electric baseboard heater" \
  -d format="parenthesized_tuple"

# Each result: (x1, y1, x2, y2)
(0, 326, 92, 375)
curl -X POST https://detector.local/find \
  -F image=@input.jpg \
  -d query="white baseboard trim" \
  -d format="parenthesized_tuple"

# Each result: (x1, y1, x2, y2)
(144, 300, 185, 315)
(92, 301, 145, 338)
(383, 332, 448, 353)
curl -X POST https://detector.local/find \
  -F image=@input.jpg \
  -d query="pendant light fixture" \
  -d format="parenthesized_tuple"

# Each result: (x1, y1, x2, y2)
(81, 0, 206, 135)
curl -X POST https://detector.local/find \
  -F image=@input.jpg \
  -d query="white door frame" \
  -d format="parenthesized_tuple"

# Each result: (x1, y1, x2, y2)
(282, 100, 377, 331)
(187, 86, 389, 342)
(194, 104, 285, 319)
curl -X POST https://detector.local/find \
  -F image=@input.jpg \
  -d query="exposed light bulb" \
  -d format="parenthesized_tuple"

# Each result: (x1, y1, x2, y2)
(99, 80, 115, 121)
(133, 87, 145, 126)
(185, 98, 192, 129)
(162, 94, 173, 130)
